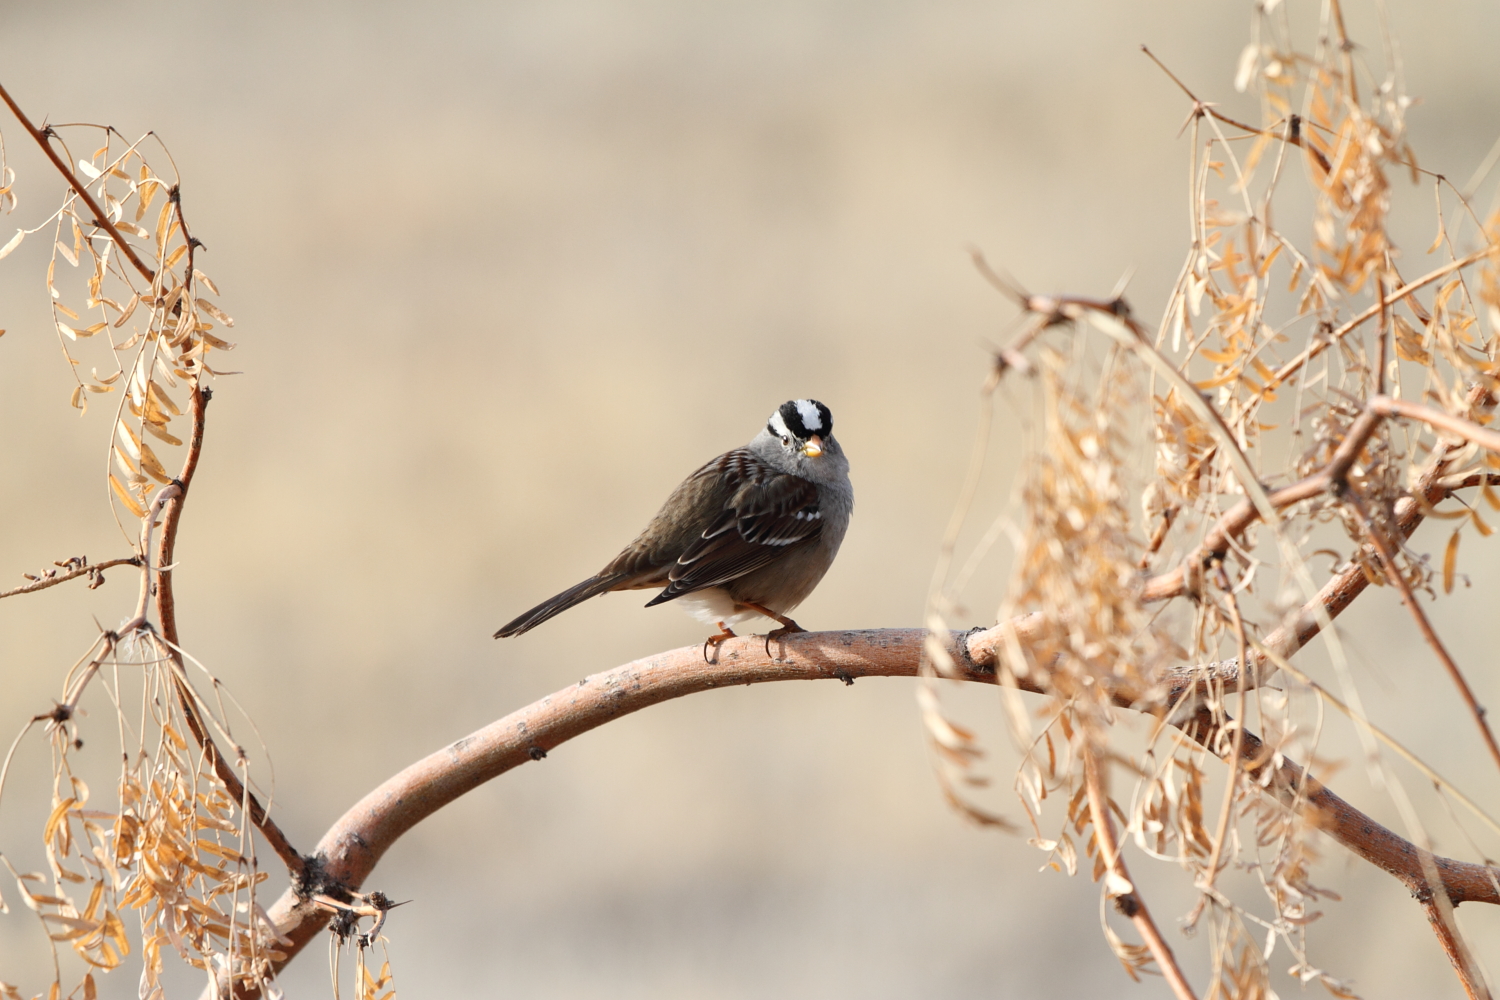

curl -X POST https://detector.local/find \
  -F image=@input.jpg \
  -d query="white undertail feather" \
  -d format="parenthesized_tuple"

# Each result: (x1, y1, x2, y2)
(677, 588, 779, 630)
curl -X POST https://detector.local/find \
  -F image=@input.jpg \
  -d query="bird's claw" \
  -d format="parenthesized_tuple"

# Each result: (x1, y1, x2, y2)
(762, 620, 806, 657)
(703, 625, 737, 663)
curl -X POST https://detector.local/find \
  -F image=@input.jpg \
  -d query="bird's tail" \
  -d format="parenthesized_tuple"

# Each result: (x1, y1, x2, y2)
(493, 574, 625, 638)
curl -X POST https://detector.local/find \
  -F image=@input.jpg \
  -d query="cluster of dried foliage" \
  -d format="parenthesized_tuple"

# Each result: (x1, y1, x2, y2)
(4, 2, 1500, 999)
(926, 5, 1500, 998)
(0, 84, 319, 1000)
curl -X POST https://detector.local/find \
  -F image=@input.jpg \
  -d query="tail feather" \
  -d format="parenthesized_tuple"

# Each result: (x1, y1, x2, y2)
(494, 575, 624, 638)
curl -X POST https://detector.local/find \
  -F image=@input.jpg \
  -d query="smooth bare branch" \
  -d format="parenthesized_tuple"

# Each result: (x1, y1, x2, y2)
(230, 618, 1500, 996)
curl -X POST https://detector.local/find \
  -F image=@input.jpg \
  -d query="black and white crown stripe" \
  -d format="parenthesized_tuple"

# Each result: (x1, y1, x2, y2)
(767, 399, 833, 442)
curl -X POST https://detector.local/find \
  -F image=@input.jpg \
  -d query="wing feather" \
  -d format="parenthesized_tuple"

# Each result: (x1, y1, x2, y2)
(645, 451, 822, 606)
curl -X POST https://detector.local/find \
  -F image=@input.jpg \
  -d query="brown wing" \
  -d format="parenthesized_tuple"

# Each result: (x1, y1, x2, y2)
(645, 449, 822, 606)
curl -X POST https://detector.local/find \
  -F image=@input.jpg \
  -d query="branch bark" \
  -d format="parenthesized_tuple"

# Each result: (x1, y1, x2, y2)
(235, 619, 1500, 996)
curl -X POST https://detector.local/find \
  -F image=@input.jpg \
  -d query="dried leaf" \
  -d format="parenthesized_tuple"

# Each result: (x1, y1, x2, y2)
(196, 298, 233, 327)
(1443, 529, 1460, 594)
(141, 421, 183, 447)
(108, 474, 146, 518)
(113, 293, 140, 328)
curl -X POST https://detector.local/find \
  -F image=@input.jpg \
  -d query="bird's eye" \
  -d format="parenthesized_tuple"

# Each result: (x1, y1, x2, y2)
(780, 435, 791, 446)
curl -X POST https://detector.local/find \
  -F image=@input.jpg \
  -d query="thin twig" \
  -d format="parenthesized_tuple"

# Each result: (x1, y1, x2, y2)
(0, 556, 140, 600)
(1342, 490, 1500, 775)
(155, 382, 208, 645)
(1199, 575, 1250, 895)
(0, 80, 156, 283)
(1140, 404, 1386, 603)
(1139, 44, 1332, 173)
(1270, 248, 1498, 386)
(1422, 897, 1491, 1000)
(148, 383, 306, 878)
(1371, 395, 1500, 456)
(1081, 741, 1200, 1000)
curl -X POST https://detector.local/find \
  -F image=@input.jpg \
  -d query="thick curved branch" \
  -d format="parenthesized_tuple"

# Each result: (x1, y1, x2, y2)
(238, 619, 1500, 995)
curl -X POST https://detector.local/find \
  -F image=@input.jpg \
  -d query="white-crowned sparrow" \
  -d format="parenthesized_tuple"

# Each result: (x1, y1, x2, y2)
(495, 399, 852, 647)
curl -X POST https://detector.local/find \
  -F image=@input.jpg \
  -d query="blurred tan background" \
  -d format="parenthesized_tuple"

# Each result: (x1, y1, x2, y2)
(3, 1, 1500, 997)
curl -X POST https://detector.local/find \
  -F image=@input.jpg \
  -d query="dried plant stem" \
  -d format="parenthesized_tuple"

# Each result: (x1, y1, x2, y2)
(229, 621, 1500, 996)
(1252, 639, 1500, 838)
(1139, 476, 1325, 603)
(1138, 357, 1389, 604)
(0, 79, 156, 283)
(1177, 704, 1500, 906)
(1370, 395, 1500, 455)
(150, 383, 306, 878)
(1080, 741, 1199, 1000)
(1157, 382, 1491, 702)
(154, 382, 208, 644)
(1270, 248, 1498, 386)
(1342, 491, 1500, 775)
(0, 556, 140, 600)
(1140, 44, 1333, 173)
(1199, 582, 1250, 894)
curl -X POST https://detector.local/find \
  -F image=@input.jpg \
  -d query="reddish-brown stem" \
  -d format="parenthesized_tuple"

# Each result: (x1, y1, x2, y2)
(154, 382, 208, 644)
(1423, 898, 1492, 1000)
(1081, 741, 1200, 1000)
(1371, 395, 1500, 455)
(1140, 404, 1386, 604)
(1139, 476, 1326, 603)
(1374, 271, 1389, 396)
(1140, 44, 1333, 173)
(0, 80, 156, 284)
(1343, 490, 1500, 775)
(150, 383, 306, 878)
(1161, 407, 1465, 701)
(1327, 0, 1359, 106)
(1176, 706, 1500, 906)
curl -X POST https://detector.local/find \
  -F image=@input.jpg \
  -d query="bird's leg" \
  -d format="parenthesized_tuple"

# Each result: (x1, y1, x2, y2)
(703, 623, 737, 662)
(741, 602, 805, 656)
